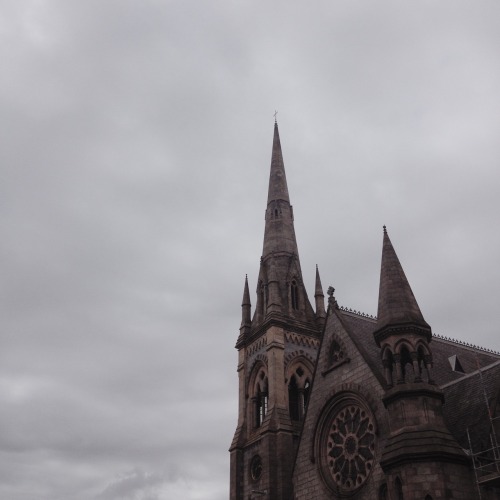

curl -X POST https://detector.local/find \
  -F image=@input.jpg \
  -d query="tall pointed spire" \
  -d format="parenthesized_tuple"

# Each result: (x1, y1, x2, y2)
(252, 121, 318, 331)
(267, 121, 290, 205)
(262, 122, 299, 259)
(374, 227, 430, 343)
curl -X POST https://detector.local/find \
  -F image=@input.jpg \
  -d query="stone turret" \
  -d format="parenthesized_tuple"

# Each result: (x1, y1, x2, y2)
(375, 227, 474, 499)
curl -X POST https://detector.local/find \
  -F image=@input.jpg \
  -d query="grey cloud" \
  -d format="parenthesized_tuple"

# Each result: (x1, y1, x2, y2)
(1, 1, 500, 499)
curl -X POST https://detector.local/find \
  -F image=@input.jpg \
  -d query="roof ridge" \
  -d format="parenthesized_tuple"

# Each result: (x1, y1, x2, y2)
(338, 305, 377, 321)
(440, 358, 500, 389)
(433, 333, 500, 356)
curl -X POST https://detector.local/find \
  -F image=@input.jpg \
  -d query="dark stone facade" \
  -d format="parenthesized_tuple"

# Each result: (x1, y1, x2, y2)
(230, 123, 500, 500)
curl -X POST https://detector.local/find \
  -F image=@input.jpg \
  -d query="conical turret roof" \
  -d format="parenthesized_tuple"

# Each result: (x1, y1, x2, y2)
(376, 227, 430, 333)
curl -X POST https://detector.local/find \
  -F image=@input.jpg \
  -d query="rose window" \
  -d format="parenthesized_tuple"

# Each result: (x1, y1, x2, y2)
(325, 404, 375, 492)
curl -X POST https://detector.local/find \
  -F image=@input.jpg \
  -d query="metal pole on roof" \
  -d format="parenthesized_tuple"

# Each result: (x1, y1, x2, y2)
(467, 426, 483, 500)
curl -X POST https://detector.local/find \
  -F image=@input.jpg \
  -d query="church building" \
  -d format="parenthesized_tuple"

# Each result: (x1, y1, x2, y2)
(229, 122, 500, 499)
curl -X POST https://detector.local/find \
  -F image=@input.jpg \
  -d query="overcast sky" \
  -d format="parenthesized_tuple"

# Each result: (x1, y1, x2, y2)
(1, 1, 500, 499)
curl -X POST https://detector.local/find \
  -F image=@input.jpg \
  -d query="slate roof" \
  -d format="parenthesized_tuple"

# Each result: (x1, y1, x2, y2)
(337, 309, 500, 451)
(442, 361, 500, 450)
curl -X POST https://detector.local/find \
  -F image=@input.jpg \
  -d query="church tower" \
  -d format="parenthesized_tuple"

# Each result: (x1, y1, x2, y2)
(229, 122, 324, 500)
(374, 227, 475, 499)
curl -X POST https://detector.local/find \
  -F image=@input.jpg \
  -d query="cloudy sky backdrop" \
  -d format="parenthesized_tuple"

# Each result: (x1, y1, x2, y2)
(1, 1, 500, 499)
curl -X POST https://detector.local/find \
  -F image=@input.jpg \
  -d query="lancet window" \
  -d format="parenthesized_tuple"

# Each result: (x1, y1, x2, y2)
(251, 366, 268, 428)
(290, 279, 299, 310)
(287, 363, 312, 421)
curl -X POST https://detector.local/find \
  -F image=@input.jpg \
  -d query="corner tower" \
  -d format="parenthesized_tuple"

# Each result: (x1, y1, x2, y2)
(230, 122, 324, 500)
(374, 227, 475, 499)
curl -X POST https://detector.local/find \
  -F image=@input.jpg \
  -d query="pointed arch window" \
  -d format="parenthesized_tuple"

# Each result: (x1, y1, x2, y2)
(256, 388, 268, 427)
(252, 368, 268, 428)
(382, 348, 394, 387)
(291, 280, 299, 310)
(289, 376, 300, 421)
(288, 365, 311, 421)
(400, 346, 413, 383)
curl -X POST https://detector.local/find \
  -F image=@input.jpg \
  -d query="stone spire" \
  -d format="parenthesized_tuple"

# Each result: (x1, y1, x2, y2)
(252, 121, 318, 331)
(374, 226, 431, 345)
(267, 121, 290, 205)
(241, 274, 251, 328)
(314, 265, 326, 327)
(236, 275, 252, 348)
(262, 122, 300, 259)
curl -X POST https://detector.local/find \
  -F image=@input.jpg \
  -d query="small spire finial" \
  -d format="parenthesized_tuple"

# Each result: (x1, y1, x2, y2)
(383, 225, 387, 234)
(274, 110, 278, 123)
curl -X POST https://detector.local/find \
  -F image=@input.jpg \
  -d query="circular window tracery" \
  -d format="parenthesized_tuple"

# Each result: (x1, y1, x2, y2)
(318, 395, 377, 495)
(250, 455, 263, 482)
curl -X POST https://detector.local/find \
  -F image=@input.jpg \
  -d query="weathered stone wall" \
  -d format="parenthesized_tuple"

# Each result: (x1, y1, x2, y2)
(293, 309, 390, 499)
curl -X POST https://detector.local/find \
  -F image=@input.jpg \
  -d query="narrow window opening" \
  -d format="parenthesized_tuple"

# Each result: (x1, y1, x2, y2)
(303, 380, 310, 414)
(417, 346, 426, 376)
(256, 388, 268, 427)
(400, 346, 412, 382)
(289, 376, 300, 421)
(291, 280, 299, 310)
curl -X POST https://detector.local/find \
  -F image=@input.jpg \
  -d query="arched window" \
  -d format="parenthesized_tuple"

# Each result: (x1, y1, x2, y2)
(424, 495, 433, 500)
(256, 387, 268, 427)
(417, 346, 426, 374)
(287, 363, 312, 421)
(291, 280, 299, 310)
(382, 348, 394, 386)
(400, 346, 413, 382)
(252, 367, 268, 428)
(379, 483, 388, 500)
(395, 477, 404, 500)
(289, 376, 300, 421)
